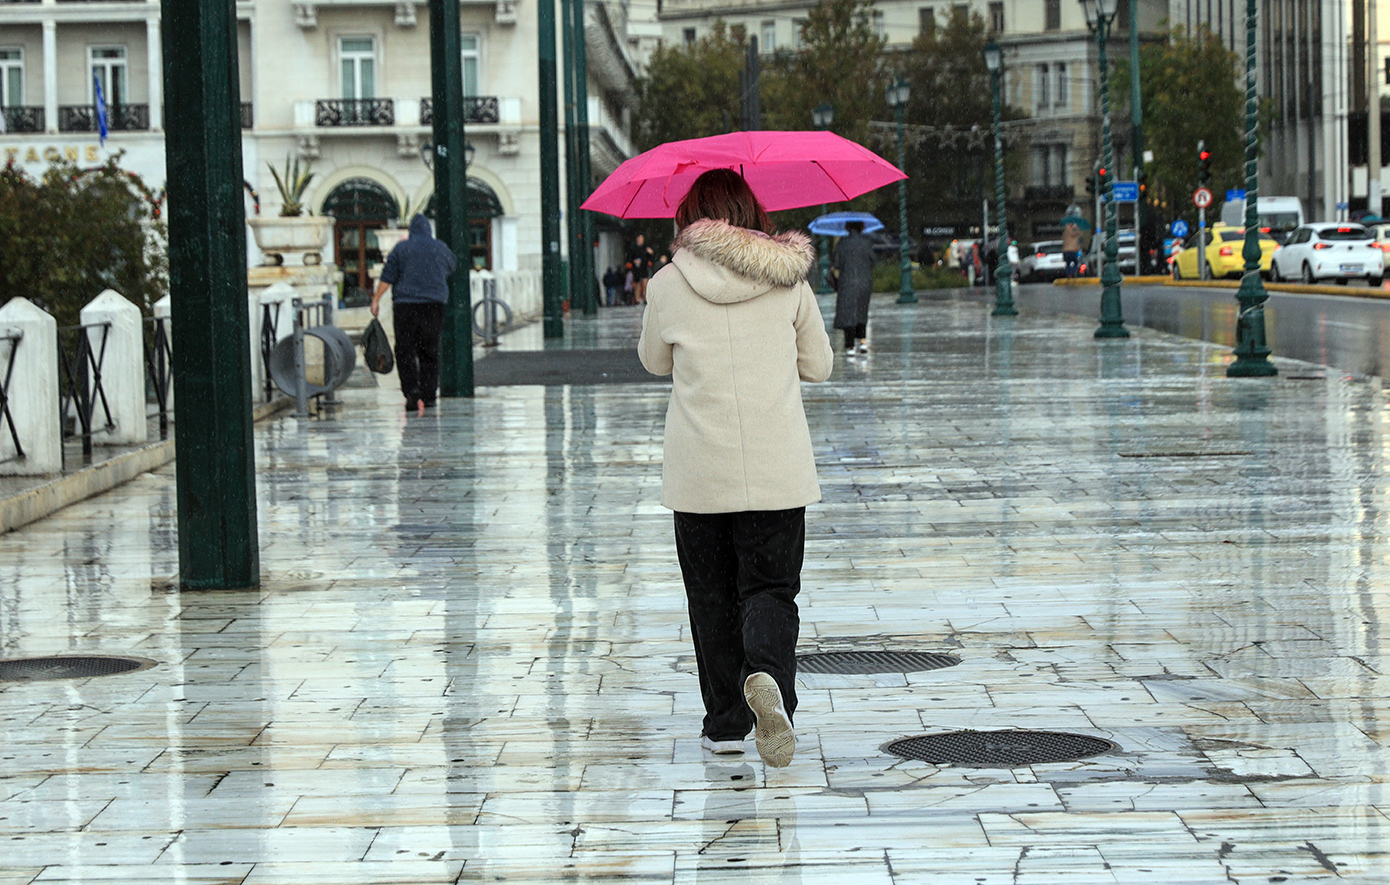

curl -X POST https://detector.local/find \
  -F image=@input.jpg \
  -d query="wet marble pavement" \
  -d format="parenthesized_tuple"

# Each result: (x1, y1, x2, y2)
(3, 292, 1390, 883)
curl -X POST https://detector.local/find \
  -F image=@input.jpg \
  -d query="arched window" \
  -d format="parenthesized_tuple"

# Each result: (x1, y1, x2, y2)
(322, 178, 400, 305)
(424, 178, 504, 269)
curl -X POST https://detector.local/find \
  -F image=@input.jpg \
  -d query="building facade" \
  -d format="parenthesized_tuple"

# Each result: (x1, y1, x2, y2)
(0, 0, 639, 304)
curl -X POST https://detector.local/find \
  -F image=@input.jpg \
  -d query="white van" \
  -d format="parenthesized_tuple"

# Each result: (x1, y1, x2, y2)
(1219, 196, 1305, 244)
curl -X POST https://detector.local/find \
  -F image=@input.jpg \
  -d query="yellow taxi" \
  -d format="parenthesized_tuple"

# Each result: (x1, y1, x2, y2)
(1171, 224, 1280, 280)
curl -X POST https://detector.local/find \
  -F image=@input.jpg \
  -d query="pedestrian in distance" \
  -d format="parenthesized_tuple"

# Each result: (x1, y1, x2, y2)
(1006, 239, 1021, 283)
(1062, 216, 1084, 279)
(623, 263, 635, 305)
(629, 233, 655, 304)
(370, 214, 457, 416)
(637, 168, 834, 768)
(603, 266, 620, 306)
(833, 220, 877, 356)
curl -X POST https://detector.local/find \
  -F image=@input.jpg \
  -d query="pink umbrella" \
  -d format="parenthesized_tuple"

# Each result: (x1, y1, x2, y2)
(580, 130, 907, 219)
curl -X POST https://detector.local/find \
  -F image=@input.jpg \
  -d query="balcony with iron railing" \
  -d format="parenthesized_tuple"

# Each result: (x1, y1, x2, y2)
(314, 98, 394, 127)
(1025, 184, 1075, 203)
(0, 106, 44, 133)
(58, 104, 149, 132)
(418, 96, 500, 126)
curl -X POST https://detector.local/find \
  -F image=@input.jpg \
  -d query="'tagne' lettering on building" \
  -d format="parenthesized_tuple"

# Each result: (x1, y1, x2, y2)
(4, 145, 102, 164)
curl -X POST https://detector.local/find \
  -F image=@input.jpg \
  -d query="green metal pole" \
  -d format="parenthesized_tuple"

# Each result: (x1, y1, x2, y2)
(894, 99, 916, 303)
(561, 0, 581, 316)
(539, 0, 564, 338)
(161, 0, 258, 590)
(1129, 1, 1145, 271)
(1094, 17, 1129, 338)
(572, 0, 597, 316)
(990, 63, 1016, 317)
(816, 206, 832, 294)
(1227, 0, 1276, 376)
(430, 0, 473, 396)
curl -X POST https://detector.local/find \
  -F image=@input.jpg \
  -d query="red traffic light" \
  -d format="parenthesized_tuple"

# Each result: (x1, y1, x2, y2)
(1097, 167, 1107, 177)
(1199, 150, 1211, 161)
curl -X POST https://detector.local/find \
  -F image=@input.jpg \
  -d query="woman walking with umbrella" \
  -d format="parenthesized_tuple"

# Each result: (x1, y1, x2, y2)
(833, 221, 877, 355)
(638, 169, 834, 767)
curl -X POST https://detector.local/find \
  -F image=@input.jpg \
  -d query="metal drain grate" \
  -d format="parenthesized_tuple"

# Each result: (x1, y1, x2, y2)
(797, 651, 961, 675)
(884, 730, 1117, 767)
(0, 656, 154, 682)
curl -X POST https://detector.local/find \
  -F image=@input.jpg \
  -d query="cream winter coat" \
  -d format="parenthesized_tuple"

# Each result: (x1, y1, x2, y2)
(638, 219, 834, 513)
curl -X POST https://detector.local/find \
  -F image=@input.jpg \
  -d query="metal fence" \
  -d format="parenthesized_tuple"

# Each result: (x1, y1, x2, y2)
(56, 321, 114, 465)
(0, 329, 21, 464)
(142, 315, 173, 440)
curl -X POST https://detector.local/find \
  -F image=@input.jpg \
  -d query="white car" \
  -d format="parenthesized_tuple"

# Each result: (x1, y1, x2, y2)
(1017, 241, 1068, 282)
(1270, 223, 1384, 285)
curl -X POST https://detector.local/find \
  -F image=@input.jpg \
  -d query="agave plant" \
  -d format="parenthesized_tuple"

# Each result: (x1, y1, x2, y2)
(268, 154, 314, 217)
(395, 196, 416, 228)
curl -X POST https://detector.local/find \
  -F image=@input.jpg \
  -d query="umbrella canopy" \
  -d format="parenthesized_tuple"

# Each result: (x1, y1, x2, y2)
(809, 211, 885, 237)
(1060, 213, 1091, 231)
(580, 130, 907, 219)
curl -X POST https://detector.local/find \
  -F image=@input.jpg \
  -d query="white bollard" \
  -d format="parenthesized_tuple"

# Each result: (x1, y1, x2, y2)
(0, 297, 61, 475)
(80, 289, 147, 446)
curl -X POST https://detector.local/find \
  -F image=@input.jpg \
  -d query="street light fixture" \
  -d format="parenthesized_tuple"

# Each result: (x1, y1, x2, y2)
(1079, 0, 1128, 338)
(1226, 0, 1276, 375)
(886, 77, 915, 303)
(420, 140, 476, 171)
(983, 37, 1016, 317)
(812, 102, 835, 294)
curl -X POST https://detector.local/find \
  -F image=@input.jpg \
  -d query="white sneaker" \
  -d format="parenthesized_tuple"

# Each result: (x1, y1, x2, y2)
(701, 735, 746, 755)
(857, 342, 869, 354)
(743, 672, 795, 768)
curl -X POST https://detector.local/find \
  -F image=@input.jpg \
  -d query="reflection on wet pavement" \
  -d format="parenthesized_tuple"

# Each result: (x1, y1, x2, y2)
(2, 293, 1390, 882)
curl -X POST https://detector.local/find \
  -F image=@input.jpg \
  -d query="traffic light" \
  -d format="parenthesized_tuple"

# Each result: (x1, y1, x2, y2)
(1198, 147, 1212, 186)
(1097, 165, 1108, 193)
(1086, 171, 1097, 197)
(1138, 168, 1148, 197)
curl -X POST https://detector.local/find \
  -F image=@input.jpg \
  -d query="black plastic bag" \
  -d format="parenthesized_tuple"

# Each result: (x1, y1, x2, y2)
(363, 318, 394, 374)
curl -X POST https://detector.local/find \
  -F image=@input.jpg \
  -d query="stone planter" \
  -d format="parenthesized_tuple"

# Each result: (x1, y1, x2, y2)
(247, 216, 333, 266)
(373, 227, 410, 255)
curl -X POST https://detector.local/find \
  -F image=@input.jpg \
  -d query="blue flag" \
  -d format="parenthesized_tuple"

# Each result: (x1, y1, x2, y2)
(94, 75, 108, 147)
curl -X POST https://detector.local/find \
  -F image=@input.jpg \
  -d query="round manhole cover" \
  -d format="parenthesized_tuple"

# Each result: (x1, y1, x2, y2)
(0, 656, 155, 682)
(798, 651, 960, 675)
(884, 731, 1118, 767)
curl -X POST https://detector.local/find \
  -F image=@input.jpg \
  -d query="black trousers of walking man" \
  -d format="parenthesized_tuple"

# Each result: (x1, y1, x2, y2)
(393, 302, 445, 408)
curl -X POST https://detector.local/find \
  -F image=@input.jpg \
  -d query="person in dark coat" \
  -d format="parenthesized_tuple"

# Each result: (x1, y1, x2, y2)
(370, 215, 457, 415)
(832, 221, 877, 355)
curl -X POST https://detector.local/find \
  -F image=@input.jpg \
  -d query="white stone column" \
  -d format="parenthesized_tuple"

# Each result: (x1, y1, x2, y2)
(0, 298, 61, 475)
(79, 289, 147, 446)
(42, 20, 57, 135)
(146, 17, 163, 131)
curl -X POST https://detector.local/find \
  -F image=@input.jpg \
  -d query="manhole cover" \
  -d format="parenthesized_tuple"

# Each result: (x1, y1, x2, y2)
(883, 730, 1117, 767)
(797, 651, 960, 674)
(0, 656, 155, 682)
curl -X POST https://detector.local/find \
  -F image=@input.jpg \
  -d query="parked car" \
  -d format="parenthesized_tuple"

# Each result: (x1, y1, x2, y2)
(1269, 223, 1384, 285)
(1171, 224, 1279, 280)
(1017, 241, 1068, 282)
(1088, 229, 1136, 275)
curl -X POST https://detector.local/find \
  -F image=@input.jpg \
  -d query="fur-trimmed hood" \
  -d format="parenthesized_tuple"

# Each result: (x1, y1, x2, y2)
(670, 219, 815, 304)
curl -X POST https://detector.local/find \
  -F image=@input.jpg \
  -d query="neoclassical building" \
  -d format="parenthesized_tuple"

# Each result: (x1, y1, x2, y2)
(0, 0, 640, 303)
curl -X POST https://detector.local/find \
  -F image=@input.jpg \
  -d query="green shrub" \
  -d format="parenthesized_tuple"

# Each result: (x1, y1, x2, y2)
(870, 262, 971, 292)
(0, 154, 167, 328)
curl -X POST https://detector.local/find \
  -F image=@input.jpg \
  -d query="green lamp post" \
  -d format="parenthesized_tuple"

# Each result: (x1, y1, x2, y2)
(812, 101, 835, 294)
(1080, 0, 1129, 338)
(983, 37, 1016, 317)
(1226, 0, 1276, 376)
(886, 77, 916, 303)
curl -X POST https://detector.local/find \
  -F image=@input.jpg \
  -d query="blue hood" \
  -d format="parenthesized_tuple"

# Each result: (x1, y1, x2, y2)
(380, 214, 457, 304)
(408, 215, 433, 239)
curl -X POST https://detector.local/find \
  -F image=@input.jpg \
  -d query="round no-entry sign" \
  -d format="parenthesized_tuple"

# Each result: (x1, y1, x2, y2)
(1193, 187, 1214, 209)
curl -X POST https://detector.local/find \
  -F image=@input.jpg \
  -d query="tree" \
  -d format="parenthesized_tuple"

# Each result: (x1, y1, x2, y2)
(633, 20, 751, 152)
(0, 155, 167, 328)
(1114, 26, 1246, 224)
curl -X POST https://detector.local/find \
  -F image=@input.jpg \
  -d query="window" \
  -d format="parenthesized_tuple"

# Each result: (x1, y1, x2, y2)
(988, 2, 1004, 32)
(0, 48, 22, 108)
(792, 20, 806, 49)
(1054, 62, 1068, 108)
(952, 4, 969, 24)
(1045, 0, 1061, 31)
(683, 27, 696, 46)
(919, 7, 935, 36)
(1036, 64, 1049, 111)
(873, 10, 885, 39)
(1032, 145, 1068, 186)
(461, 34, 480, 97)
(761, 20, 775, 53)
(339, 36, 376, 100)
(89, 46, 128, 105)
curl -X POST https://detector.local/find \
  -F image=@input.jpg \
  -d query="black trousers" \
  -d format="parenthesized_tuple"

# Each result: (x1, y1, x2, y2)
(842, 324, 867, 349)
(674, 508, 804, 741)
(393, 302, 446, 406)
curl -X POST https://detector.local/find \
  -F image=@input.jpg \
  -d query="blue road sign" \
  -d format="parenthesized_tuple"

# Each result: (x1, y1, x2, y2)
(1110, 181, 1139, 202)
(1171, 219, 1190, 238)
(1226, 189, 1247, 202)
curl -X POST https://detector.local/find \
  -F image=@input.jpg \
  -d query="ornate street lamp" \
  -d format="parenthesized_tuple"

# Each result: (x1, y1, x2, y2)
(983, 37, 1016, 317)
(886, 77, 915, 303)
(1079, 0, 1128, 338)
(1226, 0, 1276, 376)
(812, 101, 835, 295)
(420, 140, 475, 171)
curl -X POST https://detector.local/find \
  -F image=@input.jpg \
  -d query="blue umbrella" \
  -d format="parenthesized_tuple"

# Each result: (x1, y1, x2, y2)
(809, 211, 885, 237)
(1060, 213, 1091, 231)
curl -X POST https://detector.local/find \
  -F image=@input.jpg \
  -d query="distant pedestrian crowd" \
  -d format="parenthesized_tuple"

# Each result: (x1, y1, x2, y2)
(602, 234, 670, 307)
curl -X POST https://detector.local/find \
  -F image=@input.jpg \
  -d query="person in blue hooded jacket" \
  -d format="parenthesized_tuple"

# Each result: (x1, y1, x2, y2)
(370, 215, 458, 413)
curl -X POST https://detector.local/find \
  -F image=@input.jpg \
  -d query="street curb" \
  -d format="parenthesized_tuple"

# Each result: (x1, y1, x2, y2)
(0, 396, 294, 535)
(1055, 275, 1390, 299)
(1052, 276, 1172, 286)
